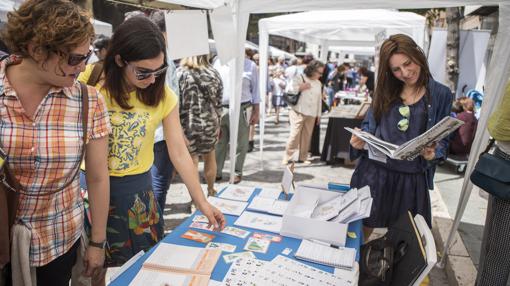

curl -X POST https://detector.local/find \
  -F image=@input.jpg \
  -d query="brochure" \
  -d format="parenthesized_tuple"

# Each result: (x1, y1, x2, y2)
(345, 116, 464, 160)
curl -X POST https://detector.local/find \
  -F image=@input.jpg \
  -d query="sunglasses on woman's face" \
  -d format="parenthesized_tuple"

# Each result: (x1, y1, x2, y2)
(397, 105, 410, 132)
(124, 61, 168, 81)
(66, 49, 93, 66)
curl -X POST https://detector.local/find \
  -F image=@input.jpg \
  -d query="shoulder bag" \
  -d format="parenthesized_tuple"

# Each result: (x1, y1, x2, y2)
(0, 82, 89, 269)
(283, 74, 304, 105)
(470, 138, 510, 199)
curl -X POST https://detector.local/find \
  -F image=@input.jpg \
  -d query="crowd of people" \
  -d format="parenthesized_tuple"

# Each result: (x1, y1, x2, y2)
(0, 0, 508, 285)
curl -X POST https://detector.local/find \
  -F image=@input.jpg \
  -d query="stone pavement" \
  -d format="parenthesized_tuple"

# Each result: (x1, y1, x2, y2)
(155, 108, 455, 285)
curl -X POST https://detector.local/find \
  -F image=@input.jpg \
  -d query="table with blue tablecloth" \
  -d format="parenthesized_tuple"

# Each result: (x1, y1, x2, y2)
(110, 183, 362, 285)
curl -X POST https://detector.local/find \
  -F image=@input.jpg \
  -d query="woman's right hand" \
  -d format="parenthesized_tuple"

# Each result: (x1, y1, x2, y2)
(350, 128, 366, 150)
(299, 82, 312, 91)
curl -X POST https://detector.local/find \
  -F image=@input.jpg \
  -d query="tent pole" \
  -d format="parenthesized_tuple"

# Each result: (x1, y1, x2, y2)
(439, 3, 510, 268)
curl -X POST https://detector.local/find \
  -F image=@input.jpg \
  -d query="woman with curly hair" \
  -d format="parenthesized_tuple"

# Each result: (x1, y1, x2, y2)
(78, 16, 225, 284)
(0, 0, 110, 285)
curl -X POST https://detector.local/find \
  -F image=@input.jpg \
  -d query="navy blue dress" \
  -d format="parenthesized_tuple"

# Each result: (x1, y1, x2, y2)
(350, 96, 431, 228)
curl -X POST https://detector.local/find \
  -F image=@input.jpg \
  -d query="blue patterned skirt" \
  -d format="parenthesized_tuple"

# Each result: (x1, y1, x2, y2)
(80, 171, 164, 267)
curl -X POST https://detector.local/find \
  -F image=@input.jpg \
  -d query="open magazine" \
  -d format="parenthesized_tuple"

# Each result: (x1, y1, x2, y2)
(345, 116, 464, 161)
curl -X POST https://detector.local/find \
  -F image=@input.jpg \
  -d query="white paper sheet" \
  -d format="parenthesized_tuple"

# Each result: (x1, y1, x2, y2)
(207, 197, 248, 216)
(234, 211, 282, 233)
(247, 197, 290, 216)
(258, 188, 282, 200)
(219, 185, 256, 202)
(165, 10, 210, 60)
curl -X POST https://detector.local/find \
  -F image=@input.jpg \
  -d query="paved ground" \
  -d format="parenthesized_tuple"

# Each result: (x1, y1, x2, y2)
(154, 108, 452, 285)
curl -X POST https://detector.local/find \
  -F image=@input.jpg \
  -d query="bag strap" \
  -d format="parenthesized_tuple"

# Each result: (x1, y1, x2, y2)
(87, 62, 103, 87)
(479, 137, 496, 159)
(1, 83, 89, 196)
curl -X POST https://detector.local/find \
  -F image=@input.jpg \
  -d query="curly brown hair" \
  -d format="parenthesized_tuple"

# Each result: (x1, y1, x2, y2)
(1, 0, 94, 62)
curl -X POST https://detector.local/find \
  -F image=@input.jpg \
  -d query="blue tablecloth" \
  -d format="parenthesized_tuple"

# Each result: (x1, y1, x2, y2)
(110, 183, 362, 285)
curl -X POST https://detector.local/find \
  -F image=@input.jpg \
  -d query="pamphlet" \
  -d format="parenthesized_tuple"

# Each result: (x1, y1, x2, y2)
(218, 185, 256, 202)
(345, 116, 464, 160)
(207, 197, 248, 216)
(234, 211, 283, 233)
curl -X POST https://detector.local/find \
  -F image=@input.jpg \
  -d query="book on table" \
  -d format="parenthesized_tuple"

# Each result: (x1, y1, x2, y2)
(345, 116, 464, 160)
(129, 243, 221, 286)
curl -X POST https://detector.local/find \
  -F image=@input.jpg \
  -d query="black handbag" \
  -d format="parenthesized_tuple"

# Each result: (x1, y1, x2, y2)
(359, 236, 394, 286)
(470, 138, 510, 199)
(283, 75, 304, 105)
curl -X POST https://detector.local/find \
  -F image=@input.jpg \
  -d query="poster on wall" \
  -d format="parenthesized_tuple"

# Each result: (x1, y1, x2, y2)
(165, 10, 210, 60)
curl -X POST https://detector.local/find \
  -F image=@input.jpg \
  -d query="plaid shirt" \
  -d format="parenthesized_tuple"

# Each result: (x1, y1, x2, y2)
(0, 56, 111, 266)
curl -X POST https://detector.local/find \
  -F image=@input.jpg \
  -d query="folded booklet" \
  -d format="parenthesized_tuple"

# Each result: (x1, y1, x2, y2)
(345, 116, 464, 160)
(129, 243, 221, 286)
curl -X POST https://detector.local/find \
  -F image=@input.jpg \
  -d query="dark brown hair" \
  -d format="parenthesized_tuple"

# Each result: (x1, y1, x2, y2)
(2, 0, 94, 62)
(372, 34, 431, 122)
(103, 16, 167, 109)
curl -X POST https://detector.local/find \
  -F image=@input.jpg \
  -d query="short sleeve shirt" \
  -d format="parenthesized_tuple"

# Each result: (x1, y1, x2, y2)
(0, 55, 111, 266)
(78, 64, 178, 176)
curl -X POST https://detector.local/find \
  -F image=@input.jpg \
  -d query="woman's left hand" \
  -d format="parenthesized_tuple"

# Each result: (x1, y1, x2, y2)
(420, 143, 437, 161)
(198, 202, 226, 231)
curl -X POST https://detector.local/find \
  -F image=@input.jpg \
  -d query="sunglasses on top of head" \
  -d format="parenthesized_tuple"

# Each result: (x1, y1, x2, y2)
(57, 49, 93, 67)
(123, 60, 168, 81)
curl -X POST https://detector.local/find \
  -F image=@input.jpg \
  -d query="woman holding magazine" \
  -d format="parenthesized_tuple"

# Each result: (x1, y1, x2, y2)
(349, 34, 452, 239)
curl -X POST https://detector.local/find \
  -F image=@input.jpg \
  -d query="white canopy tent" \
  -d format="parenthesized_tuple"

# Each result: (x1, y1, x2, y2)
(159, 0, 509, 270)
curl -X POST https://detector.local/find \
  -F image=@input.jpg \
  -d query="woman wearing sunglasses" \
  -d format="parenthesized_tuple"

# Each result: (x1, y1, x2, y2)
(0, 0, 110, 285)
(77, 16, 225, 284)
(349, 34, 452, 239)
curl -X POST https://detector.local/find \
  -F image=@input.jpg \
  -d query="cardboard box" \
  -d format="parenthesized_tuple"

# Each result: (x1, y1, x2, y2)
(280, 185, 348, 247)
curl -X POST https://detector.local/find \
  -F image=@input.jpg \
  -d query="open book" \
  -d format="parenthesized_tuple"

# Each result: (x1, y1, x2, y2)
(346, 116, 464, 160)
(129, 243, 221, 286)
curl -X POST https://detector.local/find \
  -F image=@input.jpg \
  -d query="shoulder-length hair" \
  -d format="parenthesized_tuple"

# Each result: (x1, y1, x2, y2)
(180, 54, 210, 70)
(372, 34, 431, 122)
(103, 16, 167, 110)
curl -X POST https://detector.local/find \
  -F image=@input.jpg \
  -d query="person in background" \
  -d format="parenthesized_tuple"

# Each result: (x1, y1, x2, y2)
(92, 35, 110, 62)
(148, 10, 180, 213)
(282, 60, 325, 165)
(0, 0, 110, 284)
(451, 98, 463, 117)
(215, 48, 260, 184)
(358, 66, 375, 97)
(328, 64, 348, 96)
(271, 69, 287, 124)
(475, 80, 510, 285)
(177, 55, 223, 196)
(349, 34, 452, 240)
(247, 50, 258, 153)
(449, 97, 477, 156)
(78, 16, 225, 284)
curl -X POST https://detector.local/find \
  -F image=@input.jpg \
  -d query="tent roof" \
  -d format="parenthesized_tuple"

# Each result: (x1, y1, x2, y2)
(259, 9, 426, 48)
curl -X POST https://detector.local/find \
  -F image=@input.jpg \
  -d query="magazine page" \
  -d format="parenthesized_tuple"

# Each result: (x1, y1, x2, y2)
(393, 117, 464, 160)
(345, 127, 398, 157)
